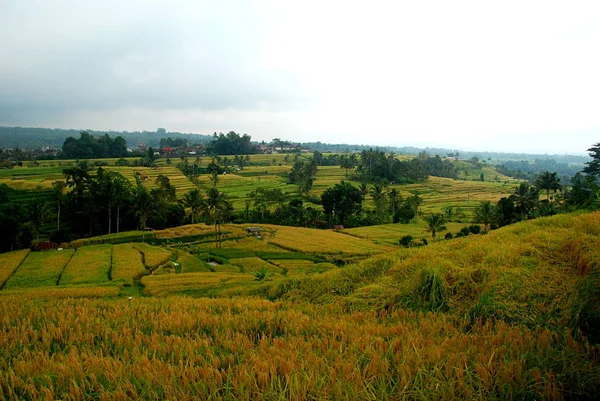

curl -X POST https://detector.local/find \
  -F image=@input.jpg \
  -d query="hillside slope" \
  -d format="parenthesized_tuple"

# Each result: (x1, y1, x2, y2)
(274, 212, 600, 339)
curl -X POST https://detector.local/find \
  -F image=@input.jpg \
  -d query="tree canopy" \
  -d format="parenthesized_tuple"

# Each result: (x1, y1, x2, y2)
(62, 132, 128, 159)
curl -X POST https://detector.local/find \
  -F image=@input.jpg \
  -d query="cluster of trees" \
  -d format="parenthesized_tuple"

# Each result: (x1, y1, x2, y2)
(206, 132, 256, 155)
(288, 158, 318, 194)
(62, 132, 128, 159)
(0, 161, 238, 251)
(353, 149, 457, 183)
(497, 158, 582, 181)
(159, 137, 188, 148)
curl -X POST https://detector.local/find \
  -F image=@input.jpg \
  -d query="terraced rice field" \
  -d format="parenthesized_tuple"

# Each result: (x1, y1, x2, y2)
(132, 243, 172, 268)
(3, 249, 75, 288)
(59, 244, 112, 285)
(0, 249, 30, 288)
(141, 272, 249, 297)
(175, 252, 211, 273)
(229, 257, 280, 273)
(264, 225, 395, 255)
(343, 221, 468, 245)
(111, 244, 145, 285)
(104, 165, 196, 197)
(400, 176, 515, 214)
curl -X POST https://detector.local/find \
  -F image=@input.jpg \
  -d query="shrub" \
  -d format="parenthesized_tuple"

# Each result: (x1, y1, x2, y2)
(444, 232, 453, 240)
(399, 235, 414, 247)
(469, 225, 481, 234)
(460, 227, 471, 236)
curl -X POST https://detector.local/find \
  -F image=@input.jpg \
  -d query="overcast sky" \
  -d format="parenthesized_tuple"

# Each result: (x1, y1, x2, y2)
(1, 0, 599, 154)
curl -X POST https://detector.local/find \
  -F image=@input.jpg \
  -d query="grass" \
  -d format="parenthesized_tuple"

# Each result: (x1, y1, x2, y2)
(3, 249, 74, 288)
(59, 244, 112, 285)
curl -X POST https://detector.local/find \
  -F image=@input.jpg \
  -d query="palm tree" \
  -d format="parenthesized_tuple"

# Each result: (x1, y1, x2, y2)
(408, 191, 424, 219)
(387, 188, 402, 216)
(182, 188, 205, 224)
(514, 182, 539, 220)
(205, 187, 230, 248)
(473, 201, 495, 231)
(51, 181, 66, 231)
(423, 213, 447, 239)
(359, 183, 369, 201)
(132, 184, 154, 230)
(535, 171, 561, 201)
(26, 199, 49, 242)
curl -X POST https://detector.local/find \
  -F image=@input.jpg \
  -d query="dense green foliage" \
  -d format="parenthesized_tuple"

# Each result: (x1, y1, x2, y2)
(62, 132, 128, 159)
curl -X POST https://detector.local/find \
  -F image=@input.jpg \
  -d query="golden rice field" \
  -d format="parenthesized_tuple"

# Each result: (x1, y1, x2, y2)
(154, 223, 216, 239)
(400, 176, 515, 214)
(0, 211, 598, 399)
(59, 244, 112, 285)
(110, 244, 145, 285)
(176, 252, 211, 273)
(0, 295, 597, 400)
(0, 249, 29, 288)
(263, 225, 395, 255)
(3, 249, 74, 288)
(141, 272, 249, 297)
(0, 285, 120, 299)
(229, 257, 280, 273)
(343, 221, 467, 245)
(132, 242, 172, 268)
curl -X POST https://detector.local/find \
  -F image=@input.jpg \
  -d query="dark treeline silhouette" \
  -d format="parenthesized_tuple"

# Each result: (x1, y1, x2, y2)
(62, 132, 128, 159)
(0, 126, 212, 150)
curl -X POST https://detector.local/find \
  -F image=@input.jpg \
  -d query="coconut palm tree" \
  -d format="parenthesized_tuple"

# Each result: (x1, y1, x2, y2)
(205, 187, 231, 248)
(535, 171, 561, 201)
(423, 213, 447, 239)
(51, 181, 66, 231)
(473, 201, 495, 231)
(408, 191, 424, 220)
(182, 188, 205, 224)
(387, 188, 402, 216)
(26, 198, 49, 242)
(132, 184, 154, 230)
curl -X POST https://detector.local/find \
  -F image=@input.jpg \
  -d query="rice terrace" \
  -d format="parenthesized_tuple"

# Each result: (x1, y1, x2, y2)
(0, 129, 599, 401)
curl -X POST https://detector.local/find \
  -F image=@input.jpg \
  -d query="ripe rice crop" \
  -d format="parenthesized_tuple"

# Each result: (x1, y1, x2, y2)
(154, 223, 215, 239)
(59, 244, 112, 285)
(141, 273, 248, 297)
(177, 252, 212, 273)
(229, 257, 279, 273)
(133, 243, 172, 268)
(4, 249, 74, 288)
(0, 249, 29, 288)
(266, 225, 394, 255)
(0, 285, 119, 299)
(111, 244, 145, 285)
(0, 296, 596, 400)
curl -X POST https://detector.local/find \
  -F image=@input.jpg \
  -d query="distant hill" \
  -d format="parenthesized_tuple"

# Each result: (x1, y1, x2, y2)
(0, 126, 213, 150)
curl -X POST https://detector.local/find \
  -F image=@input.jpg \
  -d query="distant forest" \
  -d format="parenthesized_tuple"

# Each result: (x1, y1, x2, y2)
(0, 126, 213, 150)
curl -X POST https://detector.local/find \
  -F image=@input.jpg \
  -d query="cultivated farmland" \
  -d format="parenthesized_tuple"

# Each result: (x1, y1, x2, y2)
(4, 249, 74, 288)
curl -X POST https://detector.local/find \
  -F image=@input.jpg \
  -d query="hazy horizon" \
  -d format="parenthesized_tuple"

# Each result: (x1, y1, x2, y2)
(1, 1, 599, 155)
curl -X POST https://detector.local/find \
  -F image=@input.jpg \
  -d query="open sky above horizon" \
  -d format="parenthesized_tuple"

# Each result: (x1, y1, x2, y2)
(1, 0, 599, 155)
